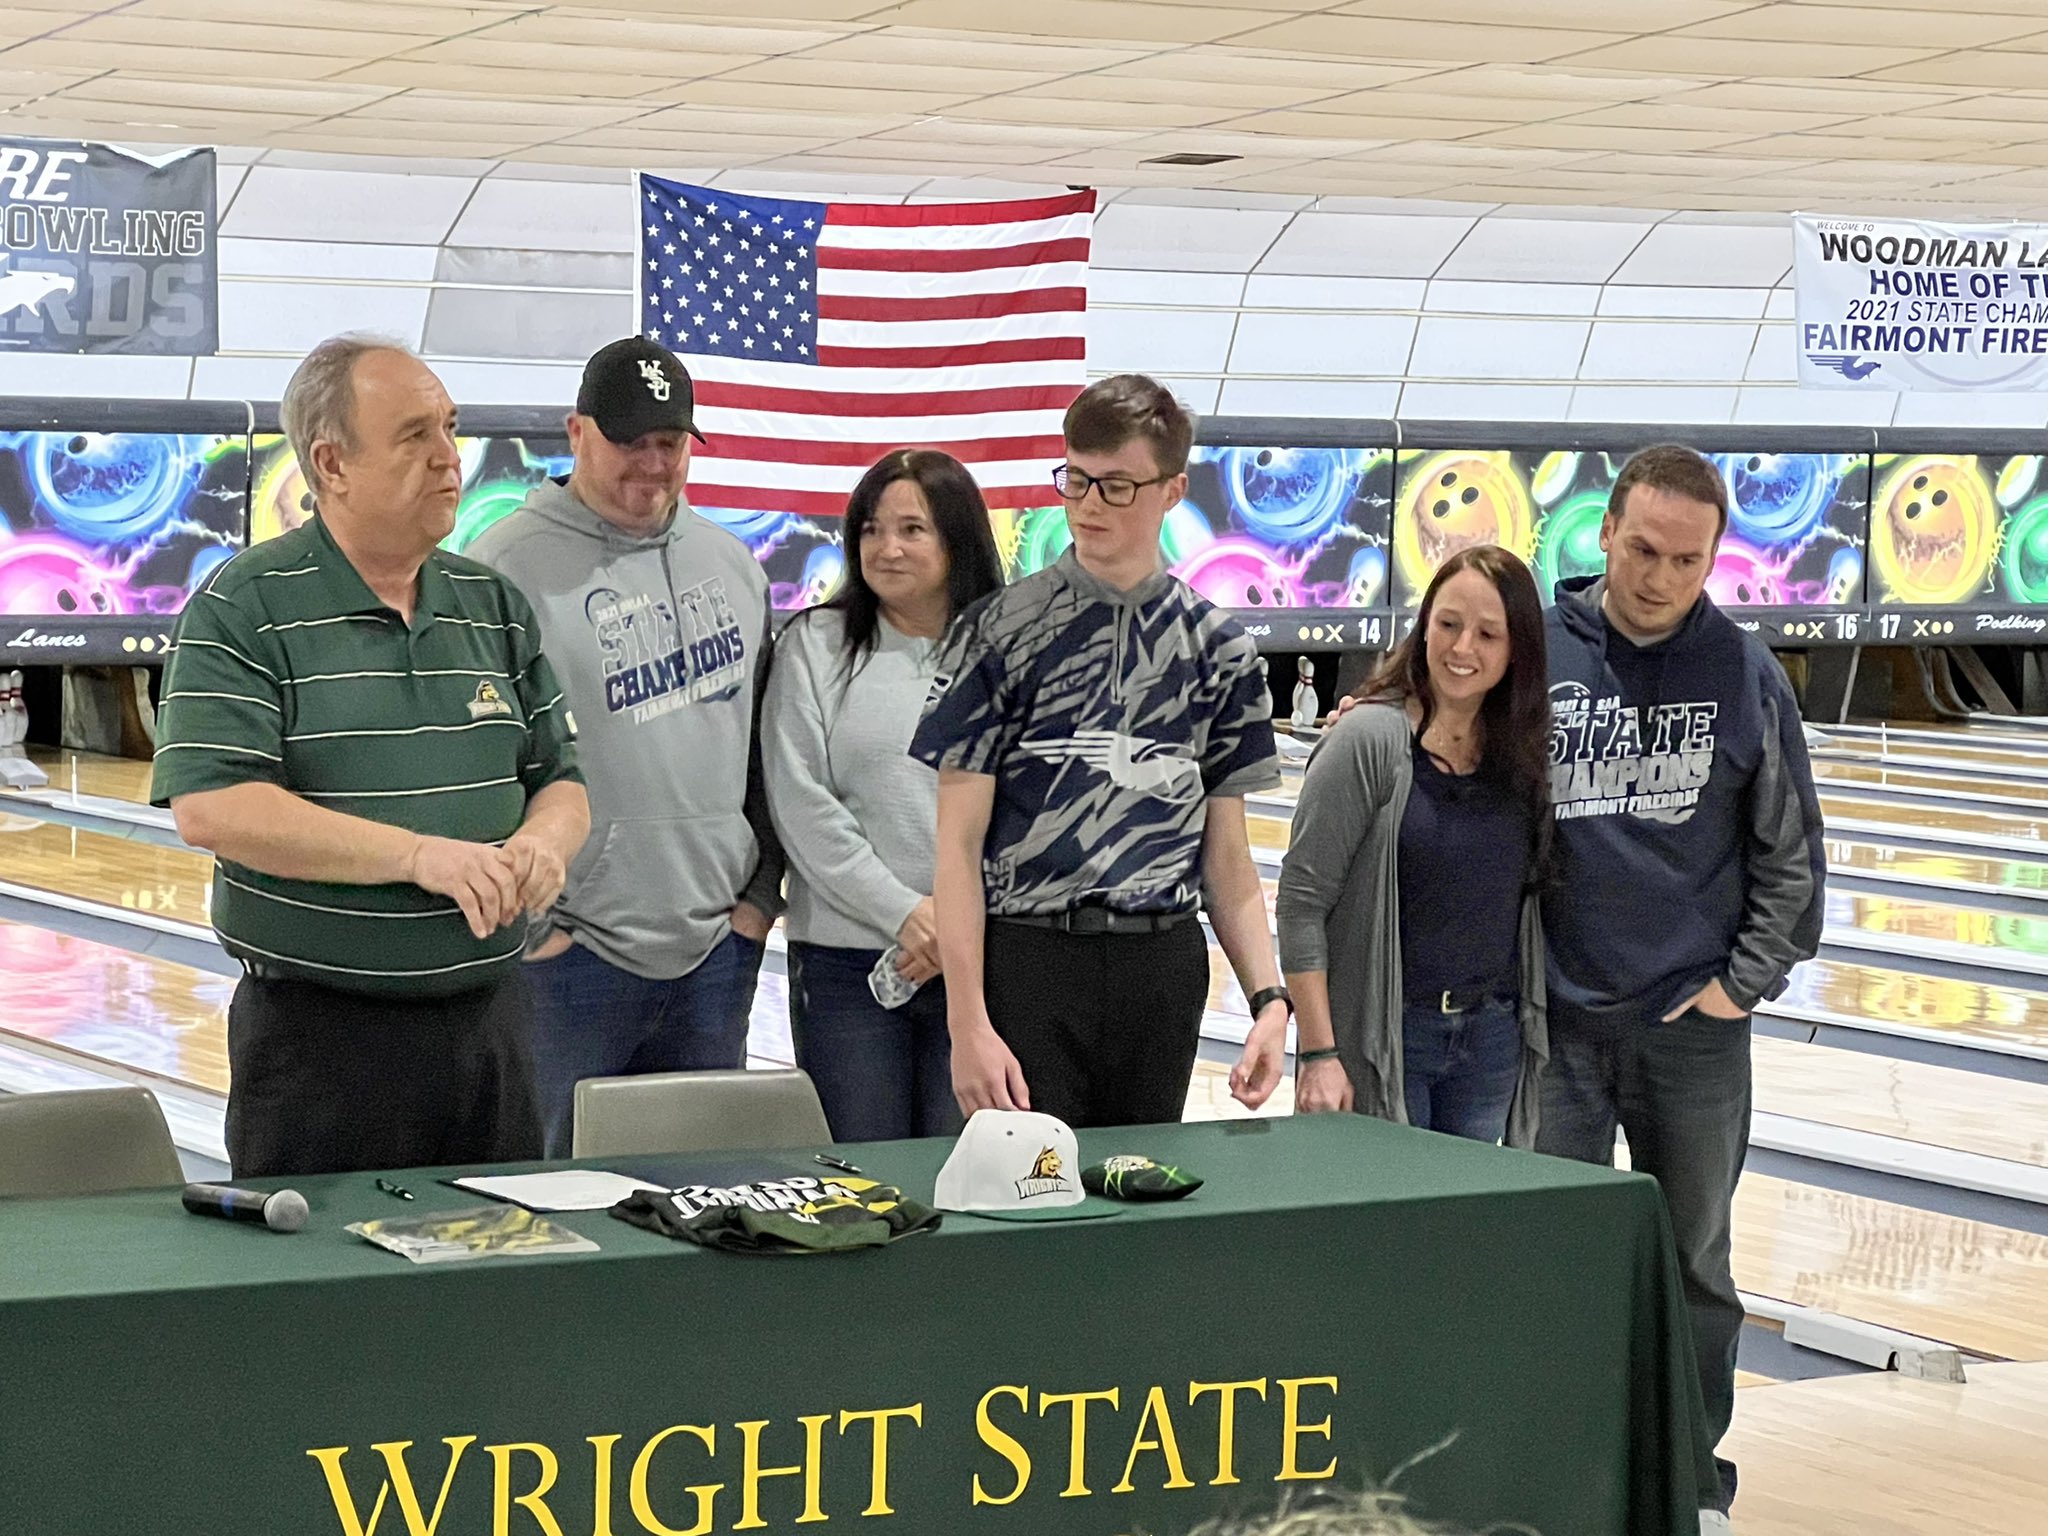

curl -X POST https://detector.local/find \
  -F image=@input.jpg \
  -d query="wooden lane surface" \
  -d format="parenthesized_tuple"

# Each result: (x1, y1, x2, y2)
(1814, 758, 2048, 806)
(20, 746, 155, 805)
(1821, 735, 2048, 778)
(1774, 955, 2048, 1057)
(0, 812, 212, 927)
(0, 917, 229, 1095)
(1723, 1362, 2048, 1536)
(1733, 1171, 2048, 1362)
(1752, 1035, 2048, 1171)
(1825, 839, 2048, 901)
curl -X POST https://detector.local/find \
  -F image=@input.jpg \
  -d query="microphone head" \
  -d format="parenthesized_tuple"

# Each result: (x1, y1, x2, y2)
(263, 1189, 309, 1233)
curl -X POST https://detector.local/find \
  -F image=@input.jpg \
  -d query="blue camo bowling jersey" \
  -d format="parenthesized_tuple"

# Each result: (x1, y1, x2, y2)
(910, 552, 1280, 916)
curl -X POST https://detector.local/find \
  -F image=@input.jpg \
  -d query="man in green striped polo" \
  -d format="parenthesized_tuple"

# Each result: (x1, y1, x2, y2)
(152, 335, 589, 1178)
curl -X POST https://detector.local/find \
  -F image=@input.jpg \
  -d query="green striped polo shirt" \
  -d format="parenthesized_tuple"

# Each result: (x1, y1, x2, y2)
(151, 515, 581, 998)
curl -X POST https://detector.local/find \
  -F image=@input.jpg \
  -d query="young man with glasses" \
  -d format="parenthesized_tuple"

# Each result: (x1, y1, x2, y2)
(910, 374, 1291, 1127)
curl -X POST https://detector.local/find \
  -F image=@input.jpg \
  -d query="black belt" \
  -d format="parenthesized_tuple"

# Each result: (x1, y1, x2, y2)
(998, 907, 1197, 936)
(1407, 984, 1514, 1015)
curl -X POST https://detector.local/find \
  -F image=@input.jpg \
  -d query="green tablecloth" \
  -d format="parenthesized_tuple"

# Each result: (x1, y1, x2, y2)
(0, 1114, 1713, 1536)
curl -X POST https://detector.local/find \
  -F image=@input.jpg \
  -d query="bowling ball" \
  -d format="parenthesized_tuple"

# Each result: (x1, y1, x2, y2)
(1715, 452, 1840, 548)
(1870, 455, 1997, 605)
(1211, 446, 1361, 547)
(1393, 452, 1533, 603)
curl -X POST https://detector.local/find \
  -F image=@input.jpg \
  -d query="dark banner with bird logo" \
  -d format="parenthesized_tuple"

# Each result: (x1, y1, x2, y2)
(0, 136, 217, 356)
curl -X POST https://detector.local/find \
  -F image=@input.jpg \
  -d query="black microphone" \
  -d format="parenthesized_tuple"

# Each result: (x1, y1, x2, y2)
(181, 1182, 309, 1233)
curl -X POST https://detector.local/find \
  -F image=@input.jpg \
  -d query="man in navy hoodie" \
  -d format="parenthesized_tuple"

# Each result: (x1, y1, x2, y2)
(1538, 445, 1825, 1531)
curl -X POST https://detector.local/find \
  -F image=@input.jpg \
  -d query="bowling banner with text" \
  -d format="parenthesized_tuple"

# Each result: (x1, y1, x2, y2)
(1795, 214, 2048, 391)
(0, 136, 217, 356)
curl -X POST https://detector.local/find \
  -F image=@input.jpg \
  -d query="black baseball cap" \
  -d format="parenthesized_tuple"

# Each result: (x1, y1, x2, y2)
(575, 337, 708, 446)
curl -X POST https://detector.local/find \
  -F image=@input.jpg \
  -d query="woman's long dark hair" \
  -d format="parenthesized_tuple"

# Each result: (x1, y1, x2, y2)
(1355, 544, 1552, 875)
(820, 448, 1004, 669)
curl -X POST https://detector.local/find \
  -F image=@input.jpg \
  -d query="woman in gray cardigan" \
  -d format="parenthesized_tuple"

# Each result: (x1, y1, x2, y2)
(763, 450, 1004, 1141)
(1276, 545, 1551, 1146)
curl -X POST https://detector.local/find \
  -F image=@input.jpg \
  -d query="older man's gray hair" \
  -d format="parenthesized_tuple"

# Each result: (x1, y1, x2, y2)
(280, 332, 415, 499)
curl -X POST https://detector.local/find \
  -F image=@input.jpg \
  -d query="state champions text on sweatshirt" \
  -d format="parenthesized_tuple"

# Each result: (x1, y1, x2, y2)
(1542, 576, 1825, 1024)
(467, 479, 784, 981)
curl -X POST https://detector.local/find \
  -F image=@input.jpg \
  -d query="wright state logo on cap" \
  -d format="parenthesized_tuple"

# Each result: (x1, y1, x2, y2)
(934, 1110, 1110, 1221)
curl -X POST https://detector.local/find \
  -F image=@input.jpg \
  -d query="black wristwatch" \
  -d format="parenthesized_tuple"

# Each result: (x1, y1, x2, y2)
(1248, 985, 1294, 1019)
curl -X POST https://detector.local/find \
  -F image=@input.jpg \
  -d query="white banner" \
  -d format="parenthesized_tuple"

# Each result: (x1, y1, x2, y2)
(1793, 214, 2048, 390)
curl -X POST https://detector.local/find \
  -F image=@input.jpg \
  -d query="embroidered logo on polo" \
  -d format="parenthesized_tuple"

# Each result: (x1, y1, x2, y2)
(1018, 729, 1202, 802)
(1015, 1145, 1075, 1201)
(585, 577, 747, 725)
(1548, 679, 1719, 826)
(466, 680, 513, 719)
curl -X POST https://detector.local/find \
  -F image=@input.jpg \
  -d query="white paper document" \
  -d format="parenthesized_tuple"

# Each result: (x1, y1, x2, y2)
(449, 1170, 666, 1213)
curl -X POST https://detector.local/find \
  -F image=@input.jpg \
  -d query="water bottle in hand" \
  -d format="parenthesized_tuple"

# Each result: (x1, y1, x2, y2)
(868, 947, 922, 1009)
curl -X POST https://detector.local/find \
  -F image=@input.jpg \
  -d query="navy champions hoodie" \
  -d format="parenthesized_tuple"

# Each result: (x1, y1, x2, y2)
(1542, 576, 1826, 1026)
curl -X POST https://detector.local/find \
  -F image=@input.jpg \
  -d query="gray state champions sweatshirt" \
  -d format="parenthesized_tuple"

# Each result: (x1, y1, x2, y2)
(467, 479, 785, 980)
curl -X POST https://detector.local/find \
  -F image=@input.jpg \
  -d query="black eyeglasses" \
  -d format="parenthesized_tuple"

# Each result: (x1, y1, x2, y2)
(1051, 464, 1171, 508)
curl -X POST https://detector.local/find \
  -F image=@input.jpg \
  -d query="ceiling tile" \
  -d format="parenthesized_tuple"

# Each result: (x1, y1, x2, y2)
(793, 31, 1152, 71)
(1677, 4, 2048, 45)
(849, 0, 1286, 44)
(331, 58, 708, 97)
(1665, 79, 1966, 113)
(1866, 51, 2048, 86)
(1555, 36, 1943, 74)
(459, 13, 856, 53)
(718, 57, 1049, 94)
(1118, 50, 1450, 90)
(1334, 0, 1744, 25)
(1225, 15, 1629, 62)
(0, 38, 360, 79)
(58, 15, 421, 56)
(122, 0, 527, 33)
(944, 96, 1237, 131)
(1464, 123, 1764, 152)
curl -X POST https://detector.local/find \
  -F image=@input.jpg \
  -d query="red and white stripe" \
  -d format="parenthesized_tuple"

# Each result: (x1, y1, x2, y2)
(681, 191, 1095, 518)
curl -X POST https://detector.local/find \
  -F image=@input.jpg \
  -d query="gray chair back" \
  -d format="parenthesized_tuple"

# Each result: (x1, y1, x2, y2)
(572, 1068, 831, 1159)
(0, 1087, 183, 1198)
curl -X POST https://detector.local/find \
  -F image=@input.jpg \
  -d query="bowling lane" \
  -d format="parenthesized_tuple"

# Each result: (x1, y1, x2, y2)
(0, 812, 212, 931)
(0, 917, 230, 1096)
(1752, 1034, 2048, 1172)
(1771, 955, 2048, 1061)
(1818, 736, 2048, 782)
(1814, 759, 2048, 809)
(20, 746, 155, 805)
(1824, 889, 2048, 977)
(1822, 792, 2048, 854)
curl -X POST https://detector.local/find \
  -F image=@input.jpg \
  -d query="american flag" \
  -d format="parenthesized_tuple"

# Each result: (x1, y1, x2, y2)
(636, 173, 1095, 517)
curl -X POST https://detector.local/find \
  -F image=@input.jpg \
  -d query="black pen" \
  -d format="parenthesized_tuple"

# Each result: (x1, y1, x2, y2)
(375, 1177, 414, 1201)
(813, 1154, 863, 1177)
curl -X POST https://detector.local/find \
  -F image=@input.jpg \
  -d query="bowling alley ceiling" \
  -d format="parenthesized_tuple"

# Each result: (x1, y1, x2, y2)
(11, 0, 2048, 213)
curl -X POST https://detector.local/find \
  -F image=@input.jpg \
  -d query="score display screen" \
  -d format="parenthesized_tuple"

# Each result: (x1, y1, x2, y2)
(999, 444, 1396, 651)
(1391, 446, 1871, 646)
(0, 429, 246, 665)
(1868, 451, 2048, 644)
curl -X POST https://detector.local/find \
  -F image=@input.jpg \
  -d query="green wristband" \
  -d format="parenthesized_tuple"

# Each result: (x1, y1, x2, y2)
(1297, 1047, 1341, 1065)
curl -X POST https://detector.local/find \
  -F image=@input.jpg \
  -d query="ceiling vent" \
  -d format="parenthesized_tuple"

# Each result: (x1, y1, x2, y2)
(1141, 152, 1243, 166)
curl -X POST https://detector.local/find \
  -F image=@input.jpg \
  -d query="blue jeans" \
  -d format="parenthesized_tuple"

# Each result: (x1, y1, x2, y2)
(1400, 996, 1521, 1142)
(1533, 1003, 1751, 1514)
(523, 930, 764, 1157)
(788, 942, 961, 1143)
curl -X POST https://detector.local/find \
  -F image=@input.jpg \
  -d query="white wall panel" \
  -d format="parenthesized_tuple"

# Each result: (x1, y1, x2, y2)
(449, 178, 638, 254)
(1580, 321, 1758, 383)
(1215, 378, 1400, 419)
(1243, 274, 1425, 311)
(1092, 204, 1291, 274)
(222, 167, 476, 245)
(1228, 312, 1415, 378)
(1090, 269, 1245, 308)
(1568, 386, 1740, 425)
(1428, 280, 1600, 316)
(1611, 221, 1791, 289)
(1438, 217, 1652, 284)
(0, 353, 191, 399)
(1088, 307, 1237, 375)
(1891, 394, 2048, 428)
(1733, 388, 1896, 426)
(1408, 317, 1590, 381)
(219, 238, 439, 283)
(1599, 286, 1767, 319)
(1395, 383, 1576, 420)
(215, 279, 432, 355)
(1258, 212, 1475, 279)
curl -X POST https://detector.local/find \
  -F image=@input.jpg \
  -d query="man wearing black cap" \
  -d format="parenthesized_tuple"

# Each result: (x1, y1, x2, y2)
(468, 337, 784, 1155)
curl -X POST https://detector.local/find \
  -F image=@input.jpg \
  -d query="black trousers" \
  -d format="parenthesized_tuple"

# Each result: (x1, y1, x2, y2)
(225, 970, 543, 1179)
(983, 918, 1209, 1129)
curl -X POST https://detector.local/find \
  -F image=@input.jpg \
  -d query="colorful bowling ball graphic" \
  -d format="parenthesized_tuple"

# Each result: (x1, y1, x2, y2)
(1715, 453, 1840, 548)
(25, 432, 201, 546)
(1012, 506, 1072, 575)
(2002, 494, 2048, 606)
(1176, 537, 1301, 608)
(1212, 446, 1361, 547)
(1704, 539, 1784, 608)
(1871, 456, 1997, 604)
(0, 536, 127, 617)
(1533, 489, 1608, 595)
(251, 444, 315, 546)
(446, 483, 530, 555)
(798, 544, 844, 607)
(1346, 544, 1386, 607)
(1394, 452, 1533, 601)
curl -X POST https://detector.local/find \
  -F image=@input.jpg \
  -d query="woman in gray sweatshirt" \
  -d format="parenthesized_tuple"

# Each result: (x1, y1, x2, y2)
(763, 450, 1005, 1142)
(1276, 545, 1552, 1147)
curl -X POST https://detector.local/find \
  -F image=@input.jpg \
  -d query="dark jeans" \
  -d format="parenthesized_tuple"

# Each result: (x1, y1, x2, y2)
(1534, 1003, 1751, 1514)
(225, 969, 541, 1179)
(1400, 996, 1521, 1142)
(788, 942, 962, 1143)
(523, 930, 764, 1157)
(983, 918, 1209, 1129)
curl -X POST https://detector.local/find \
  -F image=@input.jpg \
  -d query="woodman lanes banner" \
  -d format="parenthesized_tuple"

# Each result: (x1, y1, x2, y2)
(1794, 214, 2048, 391)
(0, 136, 217, 355)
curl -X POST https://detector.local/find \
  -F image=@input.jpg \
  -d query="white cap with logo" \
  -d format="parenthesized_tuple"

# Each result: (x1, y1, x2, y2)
(934, 1109, 1086, 1215)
